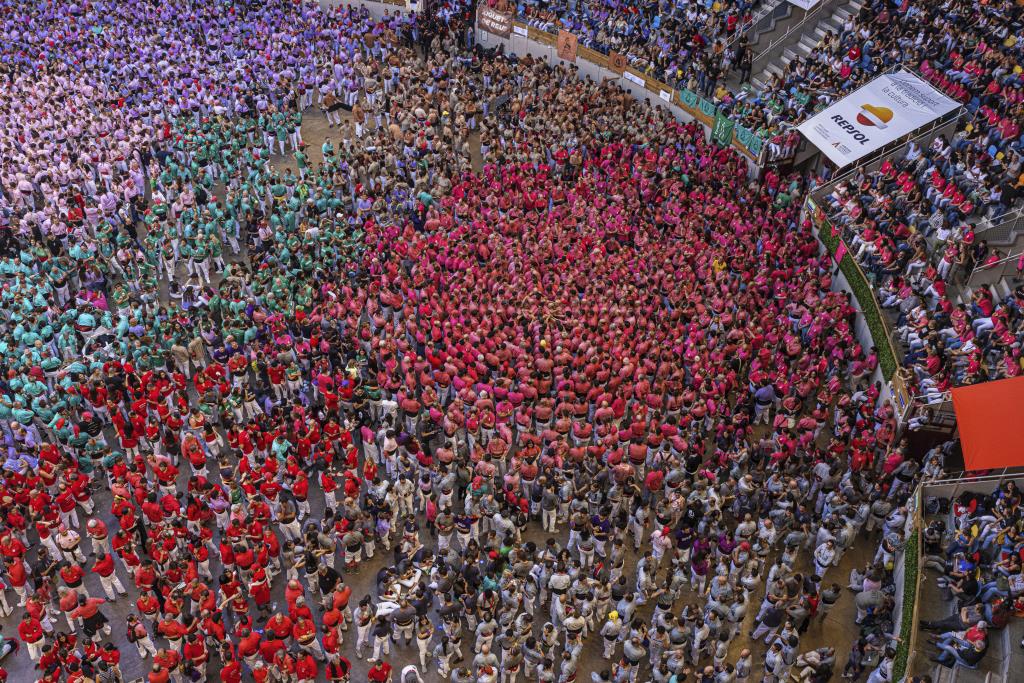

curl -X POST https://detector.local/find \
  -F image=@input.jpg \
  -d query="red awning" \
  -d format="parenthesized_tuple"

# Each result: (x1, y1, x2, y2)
(951, 376, 1024, 471)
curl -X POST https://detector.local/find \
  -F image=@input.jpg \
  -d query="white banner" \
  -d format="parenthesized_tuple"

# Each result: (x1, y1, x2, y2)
(787, 0, 822, 9)
(797, 70, 959, 167)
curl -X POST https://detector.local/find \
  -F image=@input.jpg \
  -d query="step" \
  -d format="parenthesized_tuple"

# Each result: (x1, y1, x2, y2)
(800, 34, 819, 50)
(818, 17, 840, 33)
(849, 0, 864, 11)
(1002, 618, 1024, 683)
(931, 664, 954, 683)
(834, 7, 852, 22)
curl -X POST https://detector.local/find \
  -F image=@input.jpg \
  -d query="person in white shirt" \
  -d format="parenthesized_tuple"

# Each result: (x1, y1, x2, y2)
(814, 539, 836, 578)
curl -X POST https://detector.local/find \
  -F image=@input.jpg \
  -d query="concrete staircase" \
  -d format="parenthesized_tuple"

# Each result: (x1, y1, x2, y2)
(737, 0, 792, 49)
(930, 666, 1007, 683)
(750, 0, 863, 92)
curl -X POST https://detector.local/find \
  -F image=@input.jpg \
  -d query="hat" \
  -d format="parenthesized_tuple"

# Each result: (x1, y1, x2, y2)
(608, 611, 619, 620)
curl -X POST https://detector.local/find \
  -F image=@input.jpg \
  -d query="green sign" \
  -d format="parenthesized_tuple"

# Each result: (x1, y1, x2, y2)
(678, 89, 696, 107)
(734, 125, 764, 158)
(712, 112, 736, 147)
(698, 97, 718, 121)
(678, 90, 766, 162)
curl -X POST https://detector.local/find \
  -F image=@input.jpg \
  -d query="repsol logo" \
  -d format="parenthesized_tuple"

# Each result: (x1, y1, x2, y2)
(830, 115, 871, 145)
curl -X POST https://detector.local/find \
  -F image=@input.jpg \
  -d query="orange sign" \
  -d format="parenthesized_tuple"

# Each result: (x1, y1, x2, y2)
(608, 51, 627, 74)
(557, 30, 578, 63)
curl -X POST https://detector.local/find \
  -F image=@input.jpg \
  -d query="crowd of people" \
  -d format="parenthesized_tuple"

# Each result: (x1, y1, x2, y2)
(821, 132, 1024, 400)
(518, 0, 753, 93)
(915, 480, 1024, 671)
(780, 0, 1024, 400)
(0, 0, 972, 682)
(515, 0, 1024, 173)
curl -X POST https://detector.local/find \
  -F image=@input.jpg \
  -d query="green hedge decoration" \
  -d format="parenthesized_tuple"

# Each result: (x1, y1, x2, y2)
(811, 201, 898, 380)
(893, 529, 920, 681)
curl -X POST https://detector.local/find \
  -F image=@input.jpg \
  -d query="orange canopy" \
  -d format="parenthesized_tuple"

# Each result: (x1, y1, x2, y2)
(951, 376, 1024, 471)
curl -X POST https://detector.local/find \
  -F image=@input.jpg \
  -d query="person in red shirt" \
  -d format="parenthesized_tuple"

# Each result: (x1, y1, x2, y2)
(258, 637, 286, 664)
(220, 657, 243, 683)
(274, 648, 297, 680)
(4, 556, 28, 609)
(54, 483, 79, 530)
(153, 649, 180, 679)
(85, 519, 110, 556)
(17, 612, 45, 661)
(326, 655, 353, 682)
(320, 468, 339, 511)
(250, 565, 271, 612)
(292, 472, 310, 519)
(292, 615, 323, 660)
(295, 652, 318, 683)
(0, 534, 26, 562)
(70, 595, 110, 641)
(237, 626, 262, 666)
(265, 612, 293, 640)
(148, 664, 170, 683)
(157, 617, 187, 651)
(134, 561, 157, 594)
(368, 659, 393, 682)
(90, 552, 127, 600)
(182, 634, 209, 679)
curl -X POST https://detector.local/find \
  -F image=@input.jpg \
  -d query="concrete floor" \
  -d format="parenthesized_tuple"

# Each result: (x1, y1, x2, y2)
(0, 110, 871, 682)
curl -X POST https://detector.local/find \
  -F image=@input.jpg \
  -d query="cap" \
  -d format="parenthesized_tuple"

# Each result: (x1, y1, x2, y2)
(608, 611, 618, 620)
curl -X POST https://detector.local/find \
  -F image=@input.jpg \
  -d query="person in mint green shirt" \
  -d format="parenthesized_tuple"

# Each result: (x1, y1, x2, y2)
(270, 177, 288, 205)
(290, 109, 303, 151)
(275, 116, 289, 155)
(295, 145, 308, 180)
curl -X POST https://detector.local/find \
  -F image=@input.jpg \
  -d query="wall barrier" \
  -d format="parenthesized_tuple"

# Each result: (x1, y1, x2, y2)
(806, 196, 899, 381)
(321, 0, 415, 17)
(892, 487, 922, 682)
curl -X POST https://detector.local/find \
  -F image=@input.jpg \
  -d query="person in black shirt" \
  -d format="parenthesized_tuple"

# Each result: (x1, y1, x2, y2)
(317, 563, 341, 597)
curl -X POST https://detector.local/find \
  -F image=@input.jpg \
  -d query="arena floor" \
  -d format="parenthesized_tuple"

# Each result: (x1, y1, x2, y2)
(0, 109, 869, 683)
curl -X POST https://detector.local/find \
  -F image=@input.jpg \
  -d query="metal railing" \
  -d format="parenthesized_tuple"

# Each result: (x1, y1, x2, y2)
(964, 246, 1024, 291)
(973, 204, 1024, 246)
(921, 470, 1024, 495)
(810, 101, 966, 201)
(751, 0, 830, 66)
(726, 0, 790, 50)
